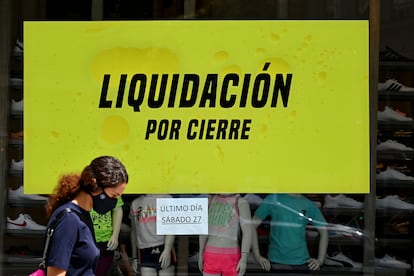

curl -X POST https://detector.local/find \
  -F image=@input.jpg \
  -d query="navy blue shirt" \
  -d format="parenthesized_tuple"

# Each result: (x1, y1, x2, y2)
(46, 202, 99, 275)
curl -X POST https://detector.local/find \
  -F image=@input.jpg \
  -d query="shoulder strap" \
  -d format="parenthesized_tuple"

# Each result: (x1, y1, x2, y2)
(69, 208, 96, 242)
(49, 207, 72, 230)
(39, 208, 72, 269)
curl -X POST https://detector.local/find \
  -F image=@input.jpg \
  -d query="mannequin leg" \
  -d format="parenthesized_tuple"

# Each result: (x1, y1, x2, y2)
(158, 265, 175, 276)
(119, 243, 133, 276)
(141, 267, 157, 276)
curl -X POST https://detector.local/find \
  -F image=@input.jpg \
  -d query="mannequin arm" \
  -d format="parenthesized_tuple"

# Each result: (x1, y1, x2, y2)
(130, 222, 138, 273)
(307, 226, 328, 271)
(251, 214, 271, 271)
(159, 235, 175, 269)
(236, 198, 252, 276)
(198, 235, 208, 273)
(107, 206, 123, 250)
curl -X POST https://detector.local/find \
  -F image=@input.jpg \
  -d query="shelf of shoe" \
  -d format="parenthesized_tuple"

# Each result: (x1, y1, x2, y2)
(376, 238, 413, 247)
(319, 267, 363, 275)
(378, 90, 414, 101)
(377, 150, 414, 161)
(8, 199, 47, 208)
(6, 229, 45, 237)
(322, 208, 364, 216)
(9, 112, 23, 120)
(5, 255, 42, 264)
(379, 61, 414, 71)
(374, 267, 411, 276)
(237, 263, 364, 275)
(377, 120, 414, 130)
(308, 235, 364, 246)
(376, 179, 414, 189)
(8, 140, 23, 149)
(376, 208, 414, 217)
(8, 170, 23, 177)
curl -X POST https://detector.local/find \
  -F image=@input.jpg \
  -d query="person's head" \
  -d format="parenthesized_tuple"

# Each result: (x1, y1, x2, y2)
(82, 156, 128, 214)
(46, 155, 128, 217)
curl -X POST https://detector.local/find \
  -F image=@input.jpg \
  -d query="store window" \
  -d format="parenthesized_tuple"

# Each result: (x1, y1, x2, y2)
(2, 0, 414, 275)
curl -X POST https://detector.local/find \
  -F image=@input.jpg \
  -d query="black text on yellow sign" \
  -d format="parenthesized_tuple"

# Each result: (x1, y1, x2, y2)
(98, 62, 293, 140)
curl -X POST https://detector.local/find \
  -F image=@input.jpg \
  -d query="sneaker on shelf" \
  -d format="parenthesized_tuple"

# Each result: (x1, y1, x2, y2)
(378, 79, 414, 92)
(8, 186, 48, 202)
(377, 106, 413, 121)
(324, 257, 344, 267)
(328, 224, 364, 239)
(13, 39, 23, 58)
(324, 194, 364, 208)
(10, 159, 23, 172)
(379, 46, 414, 62)
(9, 130, 23, 140)
(10, 99, 23, 114)
(325, 252, 362, 269)
(377, 167, 414, 181)
(7, 213, 46, 231)
(377, 140, 414, 151)
(376, 195, 414, 210)
(375, 254, 411, 270)
(393, 129, 413, 137)
(9, 77, 23, 89)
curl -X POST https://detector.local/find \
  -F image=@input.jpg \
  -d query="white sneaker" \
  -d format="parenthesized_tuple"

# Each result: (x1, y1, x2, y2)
(377, 167, 414, 181)
(375, 254, 411, 269)
(10, 99, 23, 114)
(376, 195, 414, 210)
(378, 79, 414, 92)
(377, 106, 413, 121)
(7, 214, 46, 231)
(8, 186, 48, 202)
(13, 39, 23, 58)
(9, 77, 23, 89)
(328, 224, 364, 239)
(324, 194, 364, 208)
(377, 140, 414, 151)
(326, 252, 362, 269)
(10, 159, 23, 172)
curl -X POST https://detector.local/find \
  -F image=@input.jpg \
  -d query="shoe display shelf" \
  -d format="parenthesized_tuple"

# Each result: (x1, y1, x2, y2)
(303, 194, 365, 274)
(3, 37, 49, 272)
(376, 60, 414, 274)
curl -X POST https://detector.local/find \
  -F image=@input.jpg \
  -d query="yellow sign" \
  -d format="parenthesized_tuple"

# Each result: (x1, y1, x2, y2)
(24, 21, 369, 194)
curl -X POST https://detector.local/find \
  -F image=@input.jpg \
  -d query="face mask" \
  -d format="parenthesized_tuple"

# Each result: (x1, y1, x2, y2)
(92, 190, 117, 214)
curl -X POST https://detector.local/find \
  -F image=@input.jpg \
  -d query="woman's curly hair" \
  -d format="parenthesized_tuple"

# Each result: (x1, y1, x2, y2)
(45, 156, 128, 217)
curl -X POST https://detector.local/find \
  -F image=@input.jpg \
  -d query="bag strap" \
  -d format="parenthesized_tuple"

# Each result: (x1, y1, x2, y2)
(71, 208, 96, 242)
(39, 207, 72, 269)
(39, 207, 96, 269)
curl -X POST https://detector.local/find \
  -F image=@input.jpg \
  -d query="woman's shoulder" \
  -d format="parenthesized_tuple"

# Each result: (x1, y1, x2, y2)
(50, 202, 85, 225)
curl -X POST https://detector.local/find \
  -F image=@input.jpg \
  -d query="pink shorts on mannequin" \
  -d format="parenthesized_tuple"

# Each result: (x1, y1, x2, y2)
(203, 246, 241, 276)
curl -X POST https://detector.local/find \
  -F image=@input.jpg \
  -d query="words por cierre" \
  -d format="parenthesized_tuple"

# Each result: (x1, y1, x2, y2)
(98, 63, 293, 140)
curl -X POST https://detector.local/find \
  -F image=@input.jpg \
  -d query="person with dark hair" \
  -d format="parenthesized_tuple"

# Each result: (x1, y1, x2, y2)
(44, 155, 129, 276)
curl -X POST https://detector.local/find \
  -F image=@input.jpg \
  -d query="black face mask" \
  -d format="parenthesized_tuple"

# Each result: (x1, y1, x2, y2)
(92, 190, 117, 214)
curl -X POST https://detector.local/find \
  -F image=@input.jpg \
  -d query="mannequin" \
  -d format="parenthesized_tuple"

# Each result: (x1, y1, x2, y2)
(130, 194, 176, 276)
(198, 194, 252, 276)
(90, 197, 124, 276)
(251, 194, 328, 272)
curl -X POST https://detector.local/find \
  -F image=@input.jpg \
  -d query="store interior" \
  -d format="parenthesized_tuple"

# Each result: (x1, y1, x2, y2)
(1, 0, 414, 275)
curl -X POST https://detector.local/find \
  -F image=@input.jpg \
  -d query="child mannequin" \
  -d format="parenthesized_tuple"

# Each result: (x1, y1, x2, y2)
(198, 194, 252, 276)
(90, 197, 124, 276)
(251, 194, 328, 272)
(130, 194, 176, 276)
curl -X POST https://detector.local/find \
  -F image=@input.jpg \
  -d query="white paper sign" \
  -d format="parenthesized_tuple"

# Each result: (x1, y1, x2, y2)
(156, 197, 208, 235)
